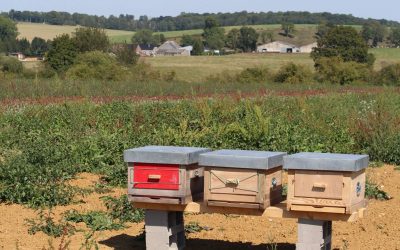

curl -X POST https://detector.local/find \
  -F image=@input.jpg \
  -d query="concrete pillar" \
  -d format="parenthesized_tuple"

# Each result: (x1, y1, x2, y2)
(296, 218, 332, 250)
(145, 210, 185, 250)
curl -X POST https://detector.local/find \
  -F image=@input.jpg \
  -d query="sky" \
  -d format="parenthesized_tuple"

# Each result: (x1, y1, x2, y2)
(0, 0, 399, 22)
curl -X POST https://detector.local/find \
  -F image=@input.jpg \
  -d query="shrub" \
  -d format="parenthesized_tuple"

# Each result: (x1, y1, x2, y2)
(102, 195, 144, 223)
(64, 210, 124, 231)
(376, 63, 400, 85)
(315, 57, 371, 85)
(26, 210, 75, 237)
(365, 179, 391, 200)
(236, 67, 270, 83)
(274, 63, 312, 84)
(115, 43, 139, 66)
(66, 51, 126, 81)
(0, 56, 23, 74)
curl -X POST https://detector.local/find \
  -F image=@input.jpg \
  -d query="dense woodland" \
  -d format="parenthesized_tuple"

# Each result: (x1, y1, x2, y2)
(1, 10, 400, 31)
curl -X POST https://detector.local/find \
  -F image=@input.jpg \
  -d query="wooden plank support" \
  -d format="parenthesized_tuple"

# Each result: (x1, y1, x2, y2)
(133, 200, 366, 222)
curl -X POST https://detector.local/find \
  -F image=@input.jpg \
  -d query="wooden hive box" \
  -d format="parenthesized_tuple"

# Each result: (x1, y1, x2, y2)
(199, 150, 286, 210)
(124, 146, 211, 205)
(284, 153, 369, 214)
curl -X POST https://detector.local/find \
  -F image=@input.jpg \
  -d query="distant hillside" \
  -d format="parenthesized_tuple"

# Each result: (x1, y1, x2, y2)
(17, 22, 341, 46)
(3, 10, 399, 32)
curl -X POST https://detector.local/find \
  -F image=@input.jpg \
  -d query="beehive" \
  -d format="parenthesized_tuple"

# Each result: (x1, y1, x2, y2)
(284, 153, 368, 214)
(199, 150, 286, 210)
(124, 146, 210, 204)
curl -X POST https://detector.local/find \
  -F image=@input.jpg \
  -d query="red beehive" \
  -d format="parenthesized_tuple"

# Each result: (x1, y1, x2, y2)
(124, 146, 211, 205)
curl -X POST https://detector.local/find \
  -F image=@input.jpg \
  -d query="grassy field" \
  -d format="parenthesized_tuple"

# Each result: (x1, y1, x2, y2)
(19, 47, 400, 83)
(144, 48, 400, 82)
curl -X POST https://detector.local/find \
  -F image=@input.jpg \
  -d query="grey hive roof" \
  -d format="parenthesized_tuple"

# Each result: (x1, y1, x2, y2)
(124, 146, 211, 165)
(199, 149, 286, 170)
(284, 152, 369, 172)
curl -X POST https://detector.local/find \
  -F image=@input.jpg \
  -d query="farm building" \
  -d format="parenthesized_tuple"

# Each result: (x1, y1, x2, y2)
(257, 41, 300, 53)
(156, 41, 191, 56)
(299, 42, 318, 53)
(136, 44, 158, 57)
(9, 52, 25, 61)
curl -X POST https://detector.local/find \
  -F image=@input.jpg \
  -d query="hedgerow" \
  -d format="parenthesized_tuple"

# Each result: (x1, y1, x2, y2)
(0, 92, 400, 207)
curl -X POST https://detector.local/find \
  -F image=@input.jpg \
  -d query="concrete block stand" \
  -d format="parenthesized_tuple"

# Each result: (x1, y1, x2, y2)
(297, 218, 332, 250)
(145, 210, 185, 250)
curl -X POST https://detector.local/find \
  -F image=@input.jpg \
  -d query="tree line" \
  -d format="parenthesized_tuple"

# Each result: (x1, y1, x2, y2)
(1, 9, 399, 32)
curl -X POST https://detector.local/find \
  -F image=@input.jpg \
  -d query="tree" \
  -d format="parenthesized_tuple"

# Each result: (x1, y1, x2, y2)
(203, 17, 225, 50)
(73, 27, 110, 53)
(260, 30, 274, 44)
(0, 16, 18, 53)
(388, 27, 400, 47)
(192, 38, 204, 55)
(226, 28, 240, 50)
(46, 34, 78, 72)
(180, 34, 195, 47)
(31, 37, 49, 56)
(315, 21, 335, 38)
(281, 22, 295, 37)
(311, 26, 375, 66)
(152, 33, 166, 46)
(132, 29, 155, 45)
(115, 43, 139, 66)
(204, 17, 218, 29)
(361, 21, 386, 47)
(238, 27, 259, 52)
(17, 38, 31, 55)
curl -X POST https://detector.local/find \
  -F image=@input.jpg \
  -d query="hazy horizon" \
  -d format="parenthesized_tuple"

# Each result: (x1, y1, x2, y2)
(0, 0, 399, 22)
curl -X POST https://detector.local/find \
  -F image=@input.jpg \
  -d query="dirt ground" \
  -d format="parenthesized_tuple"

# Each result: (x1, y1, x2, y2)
(0, 165, 399, 250)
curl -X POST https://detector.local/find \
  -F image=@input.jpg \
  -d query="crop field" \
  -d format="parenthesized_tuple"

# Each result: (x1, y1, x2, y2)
(16, 22, 135, 41)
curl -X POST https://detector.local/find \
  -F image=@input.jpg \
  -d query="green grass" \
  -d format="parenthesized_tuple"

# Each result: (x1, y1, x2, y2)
(144, 48, 400, 82)
(145, 53, 314, 82)
(370, 48, 400, 68)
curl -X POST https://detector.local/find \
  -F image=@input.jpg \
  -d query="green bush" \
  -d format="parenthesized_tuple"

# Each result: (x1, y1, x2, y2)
(365, 179, 391, 200)
(274, 63, 312, 84)
(102, 195, 144, 223)
(315, 57, 371, 85)
(0, 56, 23, 74)
(64, 210, 124, 231)
(236, 67, 270, 83)
(26, 210, 75, 237)
(115, 44, 139, 66)
(66, 51, 126, 81)
(376, 63, 400, 85)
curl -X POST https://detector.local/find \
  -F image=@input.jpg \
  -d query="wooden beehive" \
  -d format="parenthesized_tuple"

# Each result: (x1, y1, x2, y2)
(124, 146, 211, 205)
(284, 153, 369, 214)
(199, 150, 286, 210)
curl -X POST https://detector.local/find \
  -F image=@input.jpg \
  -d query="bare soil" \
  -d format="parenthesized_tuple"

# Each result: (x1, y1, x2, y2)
(0, 165, 399, 250)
